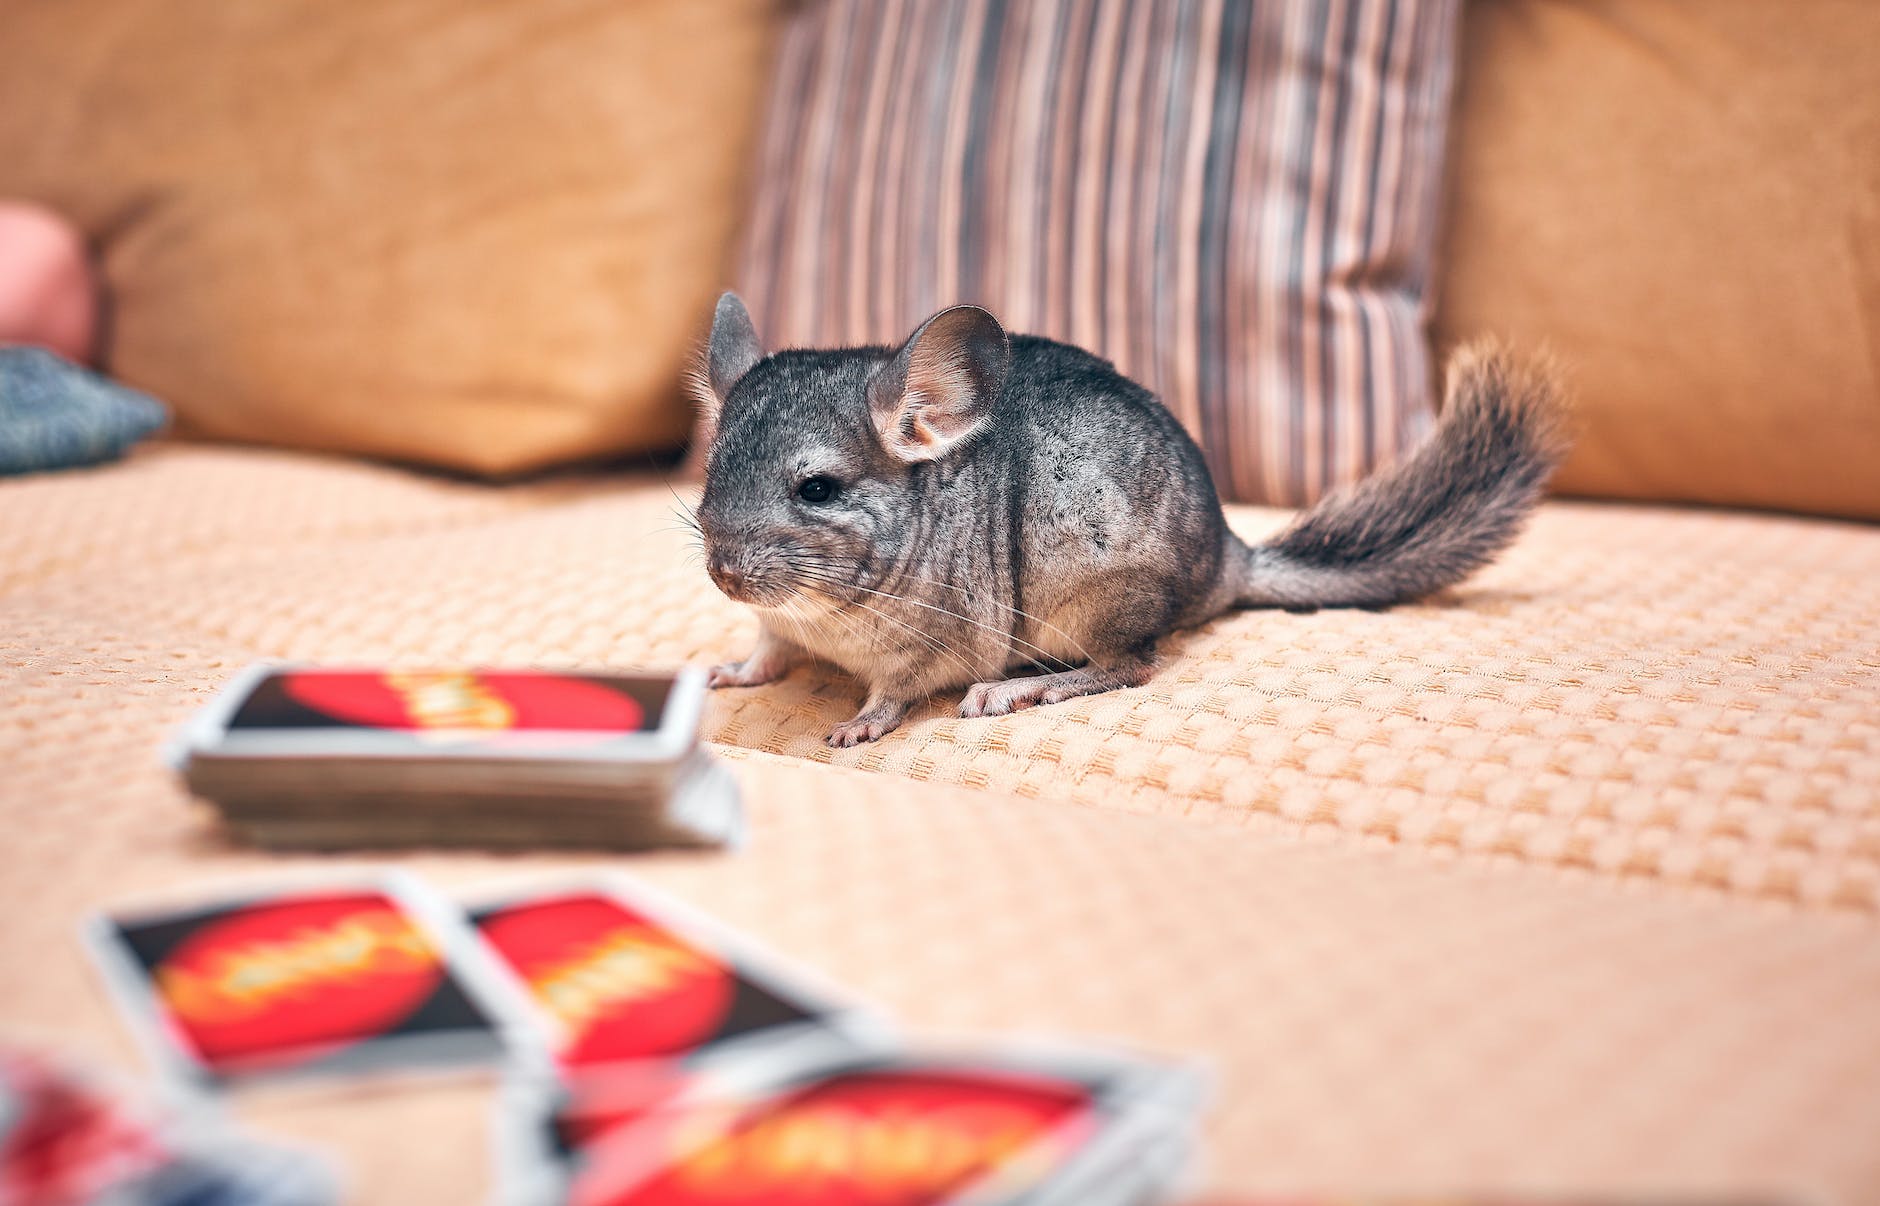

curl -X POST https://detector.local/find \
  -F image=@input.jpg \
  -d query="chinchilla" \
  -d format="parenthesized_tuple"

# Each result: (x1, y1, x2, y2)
(690, 292, 1567, 746)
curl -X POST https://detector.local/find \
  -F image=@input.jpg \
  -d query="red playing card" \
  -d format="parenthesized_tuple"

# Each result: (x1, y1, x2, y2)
(87, 876, 507, 1090)
(571, 1065, 1100, 1206)
(0, 1049, 167, 1204)
(498, 1034, 1200, 1205)
(151, 892, 446, 1071)
(471, 884, 853, 1081)
(478, 894, 738, 1067)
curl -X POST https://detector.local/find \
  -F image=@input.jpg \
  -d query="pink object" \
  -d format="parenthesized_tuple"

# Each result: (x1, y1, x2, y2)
(0, 202, 99, 365)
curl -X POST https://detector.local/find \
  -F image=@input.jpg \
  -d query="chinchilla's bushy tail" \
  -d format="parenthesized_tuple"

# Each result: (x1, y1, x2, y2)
(1232, 341, 1570, 611)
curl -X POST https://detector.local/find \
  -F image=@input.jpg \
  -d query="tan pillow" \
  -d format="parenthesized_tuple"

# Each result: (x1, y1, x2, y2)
(1436, 0, 1880, 521)
(0, 0, 777, 475)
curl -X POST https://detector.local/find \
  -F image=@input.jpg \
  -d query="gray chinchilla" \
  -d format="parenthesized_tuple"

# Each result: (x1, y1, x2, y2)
(691, 293, 1567, 746)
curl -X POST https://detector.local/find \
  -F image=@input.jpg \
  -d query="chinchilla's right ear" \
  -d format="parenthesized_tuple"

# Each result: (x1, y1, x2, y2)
(868, 304, 1009, 463)
(691, 292, 764, 428)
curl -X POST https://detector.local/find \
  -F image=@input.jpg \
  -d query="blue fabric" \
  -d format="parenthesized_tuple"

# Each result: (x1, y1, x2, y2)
(0, 347, 169, 474)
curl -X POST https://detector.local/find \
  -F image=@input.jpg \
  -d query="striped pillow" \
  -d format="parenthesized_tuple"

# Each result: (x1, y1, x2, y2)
(731, 0, 1460, 506)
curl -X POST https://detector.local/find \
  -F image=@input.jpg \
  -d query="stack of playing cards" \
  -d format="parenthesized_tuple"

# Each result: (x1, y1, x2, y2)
(84, 873, 1208, 1204)
(167, 664, 741, 851)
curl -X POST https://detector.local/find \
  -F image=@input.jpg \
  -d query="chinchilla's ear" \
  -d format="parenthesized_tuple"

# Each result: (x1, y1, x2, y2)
(692, 292, 764, 426)
(868, 305, 1010, 462)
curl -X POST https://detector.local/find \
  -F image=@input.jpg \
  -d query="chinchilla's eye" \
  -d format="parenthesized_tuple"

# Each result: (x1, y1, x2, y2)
(796, 475, 839, 504)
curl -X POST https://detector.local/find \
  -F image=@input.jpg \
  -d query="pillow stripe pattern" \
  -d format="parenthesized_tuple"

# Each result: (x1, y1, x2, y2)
(734, 0, 1460, 506)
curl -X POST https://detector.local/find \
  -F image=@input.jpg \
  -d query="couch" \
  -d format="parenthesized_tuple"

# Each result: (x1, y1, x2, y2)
(3, 1, 1878, 1202)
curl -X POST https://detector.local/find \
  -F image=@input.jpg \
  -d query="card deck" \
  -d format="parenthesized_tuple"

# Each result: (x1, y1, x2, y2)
(466, 877, 884, 1099)
(168, 664, 741, 851)
(83, 873, 526, 1094)
(499, 1043, 1204, 1206)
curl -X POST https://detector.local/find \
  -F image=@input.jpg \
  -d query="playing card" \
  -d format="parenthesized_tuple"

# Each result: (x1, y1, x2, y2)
(466, 877, 883, 1097)
(127, 1133, 339, 1206)
(499, 1042, 1203, 1206)
(171, 664, 705, 764)
(0, 1042, 339, 1206)
(0, 1046, 168, 1205)
(83, 873, 527, 1094)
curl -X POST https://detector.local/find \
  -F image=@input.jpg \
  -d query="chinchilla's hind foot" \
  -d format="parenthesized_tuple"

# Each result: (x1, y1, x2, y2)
(958, 650, 1156, 718)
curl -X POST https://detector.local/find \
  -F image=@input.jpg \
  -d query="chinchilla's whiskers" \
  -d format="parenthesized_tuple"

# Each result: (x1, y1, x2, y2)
(773, 596, 820, 656)
(796, 578, 1050, 682)
(661, 475, 701, 521)
(844, 598, 981, 684)
(793, 575, 980, 684)
(663, 503, 707, 555)
(665, 503, 707, 573)
(789, 551, 1094, 667)
(797, 588, 883, 665)
(800, 588, 872, 655)
(791, 567, 1065, 673)
(792, 563, 1035, 671)
(659, 527, 708, 556)
(829, 553, 976, 600)
(874, 567, 1095, 666)
(828, 593, 980, 685)
(790, 579, 890, 657)
(784, 546, 1066, 669)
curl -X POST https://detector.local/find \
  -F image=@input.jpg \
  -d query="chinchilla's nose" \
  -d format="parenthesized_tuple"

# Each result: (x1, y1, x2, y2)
(706, 553, 749, 600)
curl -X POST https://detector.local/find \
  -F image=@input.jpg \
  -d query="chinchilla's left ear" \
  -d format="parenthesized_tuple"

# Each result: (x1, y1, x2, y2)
(867, 305, 1010, 462)
(689, 292, 764, 430)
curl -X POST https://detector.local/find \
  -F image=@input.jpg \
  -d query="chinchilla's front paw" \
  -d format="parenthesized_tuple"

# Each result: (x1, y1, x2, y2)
(707, 632, 805, 689)
(824, 696, 912, 746)
(825, 717, 896, 747)
(707, 658, 782, 689)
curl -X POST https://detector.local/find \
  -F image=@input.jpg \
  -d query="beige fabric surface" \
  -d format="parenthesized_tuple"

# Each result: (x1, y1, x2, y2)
(4, 445, 1880, 1201)
(1437, 0, 1880, 521)
(0, 0, 777, 475)
(8, 445, 1875, 909)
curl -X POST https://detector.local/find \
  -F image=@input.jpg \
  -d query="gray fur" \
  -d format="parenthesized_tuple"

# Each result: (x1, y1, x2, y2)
(695, 293, 1568, 746)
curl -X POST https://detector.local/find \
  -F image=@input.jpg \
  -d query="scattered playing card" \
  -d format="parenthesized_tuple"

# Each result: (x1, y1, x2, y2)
(0, 1043, 338, 1206)
(0, 1046, 169, 1204)
(84, 873, 517, 1093)
(500, 1043, 1203, 1206)
(468, 877, 882, 1099)
(167, 664, 741, 851)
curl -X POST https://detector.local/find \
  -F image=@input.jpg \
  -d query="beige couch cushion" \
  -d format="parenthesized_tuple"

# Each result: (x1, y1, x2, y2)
(0, 0, 776, 475)
(4, 447, 1880, 1198)
(10, 446, 1872, 909)
(1437, 0, 1880, 520)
